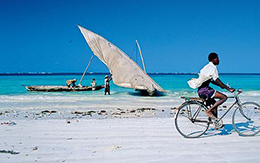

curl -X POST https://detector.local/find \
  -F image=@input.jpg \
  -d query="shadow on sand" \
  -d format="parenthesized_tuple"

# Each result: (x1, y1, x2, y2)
(128, 90, 166, 97)
(201, 122, 260, 138)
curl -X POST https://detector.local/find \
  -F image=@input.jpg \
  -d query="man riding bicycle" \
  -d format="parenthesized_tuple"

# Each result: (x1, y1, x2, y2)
(188, 52, 235, 119)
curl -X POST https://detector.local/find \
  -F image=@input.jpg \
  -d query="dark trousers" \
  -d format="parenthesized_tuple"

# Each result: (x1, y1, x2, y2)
(105, 85, 110, 95)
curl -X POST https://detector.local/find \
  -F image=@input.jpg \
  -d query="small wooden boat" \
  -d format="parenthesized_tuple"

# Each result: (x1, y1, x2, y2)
(25, 85, 105, 92)
(24, 46, 105, 93)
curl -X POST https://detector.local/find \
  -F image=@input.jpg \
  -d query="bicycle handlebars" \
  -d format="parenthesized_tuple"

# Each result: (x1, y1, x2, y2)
(227, 88, 242, 98)
(237, 88, 243, 94)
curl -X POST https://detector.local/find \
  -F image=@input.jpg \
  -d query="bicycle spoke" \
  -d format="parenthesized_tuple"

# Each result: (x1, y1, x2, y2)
(233, 102, 260, 136)
(175, 102, 209, 138)
(192, 106, 202, 120)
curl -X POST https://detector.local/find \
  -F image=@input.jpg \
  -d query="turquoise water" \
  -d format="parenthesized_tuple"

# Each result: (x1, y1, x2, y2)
(0, 73, 259, 113)
(0, 74, 260, 96)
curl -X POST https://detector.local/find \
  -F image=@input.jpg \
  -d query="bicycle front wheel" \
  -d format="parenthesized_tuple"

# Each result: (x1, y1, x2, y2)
(232, 102, 260, 136)
(175, 101, 210, 138)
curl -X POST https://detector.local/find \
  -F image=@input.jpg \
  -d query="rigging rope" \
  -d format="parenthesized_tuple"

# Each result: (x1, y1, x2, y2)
(130, 43, 137, 59)
(69, 26, 78, 43)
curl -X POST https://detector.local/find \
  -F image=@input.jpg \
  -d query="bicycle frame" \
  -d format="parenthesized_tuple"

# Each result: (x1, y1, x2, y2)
(210, 91, 250, 121)
(217, 96, 239, 120)
(181, 101, 209, 123)
(178, 89, 249, 122)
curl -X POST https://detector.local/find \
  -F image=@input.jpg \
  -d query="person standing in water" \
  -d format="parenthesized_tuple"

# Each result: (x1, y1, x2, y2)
(188, 52, 235, 119)
(104, 74, 112, 95)
(91, 78, 97, 90)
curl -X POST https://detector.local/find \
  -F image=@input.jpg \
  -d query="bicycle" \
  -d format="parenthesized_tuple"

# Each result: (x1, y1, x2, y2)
(175, 89, 260, 138)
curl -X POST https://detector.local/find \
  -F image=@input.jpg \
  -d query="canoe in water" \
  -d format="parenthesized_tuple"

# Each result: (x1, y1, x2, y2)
(25, 85, 105, 92)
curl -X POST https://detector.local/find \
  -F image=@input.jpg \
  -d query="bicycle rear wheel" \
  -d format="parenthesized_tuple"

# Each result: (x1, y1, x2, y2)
(175, 101, 210, 138)
(232, 102, 260, 136)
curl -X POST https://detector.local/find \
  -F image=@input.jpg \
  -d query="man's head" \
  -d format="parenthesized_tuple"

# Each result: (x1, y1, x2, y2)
(208, 52, 219, 65)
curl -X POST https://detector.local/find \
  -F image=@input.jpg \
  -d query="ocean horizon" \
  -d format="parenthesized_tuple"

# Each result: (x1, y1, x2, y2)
(1, 72, 260, 76)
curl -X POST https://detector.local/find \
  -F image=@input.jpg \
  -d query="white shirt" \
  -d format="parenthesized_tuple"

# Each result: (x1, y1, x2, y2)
(200, 62, 219, 81)
(91, 81, 96, 87)
(188, 62, 219, 89)
(105, 78, 110, 86)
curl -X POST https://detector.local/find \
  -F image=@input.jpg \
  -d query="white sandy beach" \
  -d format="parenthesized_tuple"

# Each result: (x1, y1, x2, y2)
(0, 91, 259, 163)
(1, 94, 260, 163)
(1, 117, 260, 163)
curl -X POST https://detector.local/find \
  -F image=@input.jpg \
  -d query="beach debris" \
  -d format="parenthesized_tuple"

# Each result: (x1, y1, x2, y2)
(98, 110, 107, 115)
(71, 111, 84, 114)
(41, 110, 57, 114)
(137, 108, 156, 112)
(66, 120, 71, 124)
(32, 146, 38, 151)
(223, 105, 227, 108)
(111, 112, 121, 116)
(0, 121, 17, 126)
(86, 111, 96, 116)
(0, 150, 20, 155)
(171, 107, 178, 115)
(129, 110, 136, 113)
(108, 145, 121, 151)
(171, 107, 177, 110)
(71, 110, 96, 116)
(0, 112, 2, 116)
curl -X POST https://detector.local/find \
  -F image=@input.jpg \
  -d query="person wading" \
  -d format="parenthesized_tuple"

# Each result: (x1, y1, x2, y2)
(104, 75, 112, 95)
(91, 78, 97, 90)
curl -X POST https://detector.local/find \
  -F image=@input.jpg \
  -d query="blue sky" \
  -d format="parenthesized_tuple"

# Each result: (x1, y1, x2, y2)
(0, 0, 259, 73)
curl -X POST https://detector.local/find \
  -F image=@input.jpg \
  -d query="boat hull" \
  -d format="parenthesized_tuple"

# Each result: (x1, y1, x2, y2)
(25, 85, 105, 92)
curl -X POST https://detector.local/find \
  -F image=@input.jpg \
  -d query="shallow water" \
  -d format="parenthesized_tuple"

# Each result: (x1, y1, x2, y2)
(0, 74, 259, 111)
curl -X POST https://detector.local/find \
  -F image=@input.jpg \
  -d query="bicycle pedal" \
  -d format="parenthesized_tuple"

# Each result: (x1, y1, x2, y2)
(213, 119, 224, 129)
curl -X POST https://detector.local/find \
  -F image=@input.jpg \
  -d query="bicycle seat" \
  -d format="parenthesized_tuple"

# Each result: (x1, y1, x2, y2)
(181, 96, 205, 102)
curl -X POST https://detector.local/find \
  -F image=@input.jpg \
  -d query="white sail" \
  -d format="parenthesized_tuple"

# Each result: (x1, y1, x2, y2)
(78, 25, 165, 94)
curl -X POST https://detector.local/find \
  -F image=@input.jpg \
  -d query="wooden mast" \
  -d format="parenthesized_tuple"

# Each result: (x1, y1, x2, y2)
(136, 40, 146, 73)
(78, 55, 94, 86)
